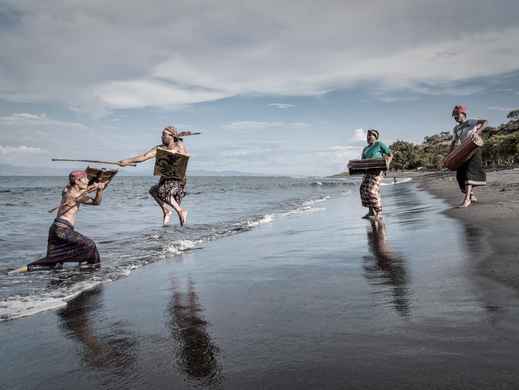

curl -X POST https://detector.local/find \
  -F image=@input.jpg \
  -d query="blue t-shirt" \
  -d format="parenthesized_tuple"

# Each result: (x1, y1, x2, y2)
(453, 119, 479, 144)
(362, 141, 391, 159)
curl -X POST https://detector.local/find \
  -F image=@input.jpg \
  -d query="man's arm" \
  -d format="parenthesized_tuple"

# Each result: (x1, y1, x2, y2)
(473, 119, 488, 135)
(177, 142, 189, 155)
(78, 182, 106, 206)
(118, 146, 158, 166)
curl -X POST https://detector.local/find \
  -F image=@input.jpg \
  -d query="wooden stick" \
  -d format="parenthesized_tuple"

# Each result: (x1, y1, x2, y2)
(51, 158, 136, 167)
(47, 185, 97, 213)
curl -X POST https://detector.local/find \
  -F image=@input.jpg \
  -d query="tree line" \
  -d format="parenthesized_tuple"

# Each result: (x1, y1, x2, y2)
(389, 110, 519, 170)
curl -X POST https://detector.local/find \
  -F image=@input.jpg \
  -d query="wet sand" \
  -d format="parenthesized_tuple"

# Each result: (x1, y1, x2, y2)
(3, 183, 519, 389)
(416, 168, 519, 291)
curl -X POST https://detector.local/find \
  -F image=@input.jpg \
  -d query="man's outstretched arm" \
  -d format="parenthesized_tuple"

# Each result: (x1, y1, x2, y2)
(118, 146, 158, 166)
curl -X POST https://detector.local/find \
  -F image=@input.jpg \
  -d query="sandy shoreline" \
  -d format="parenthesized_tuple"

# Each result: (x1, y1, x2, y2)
(413, 168, 519, 292)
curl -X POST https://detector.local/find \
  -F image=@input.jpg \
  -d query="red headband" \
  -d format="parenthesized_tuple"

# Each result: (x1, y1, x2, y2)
(452, 105, 467, 116)
(69, 170, 87, 181)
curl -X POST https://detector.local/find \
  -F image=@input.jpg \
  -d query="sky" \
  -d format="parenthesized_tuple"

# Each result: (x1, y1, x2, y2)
(1, 0, 518, 176)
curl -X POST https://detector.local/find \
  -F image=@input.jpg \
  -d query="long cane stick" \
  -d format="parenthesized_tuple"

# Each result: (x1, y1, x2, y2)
(51, 158, 136, 167)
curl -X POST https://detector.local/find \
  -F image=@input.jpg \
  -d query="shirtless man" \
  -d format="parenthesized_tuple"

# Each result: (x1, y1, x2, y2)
(450, 105, 487, 208)
(118, 126, 189, 225)
(23, 170, 106, 271)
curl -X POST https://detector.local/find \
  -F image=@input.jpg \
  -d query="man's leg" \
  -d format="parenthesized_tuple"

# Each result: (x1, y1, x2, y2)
(460, 184, 473, 208)
(166, 195, 187, 226)
(149, 184, 173, 224)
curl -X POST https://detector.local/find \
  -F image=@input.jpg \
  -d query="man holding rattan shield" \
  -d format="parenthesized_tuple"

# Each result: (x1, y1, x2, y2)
(118, 126, 193, 225)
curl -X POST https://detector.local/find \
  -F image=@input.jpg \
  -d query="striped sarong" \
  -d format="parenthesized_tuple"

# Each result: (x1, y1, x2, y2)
(360, 171, 383, 213)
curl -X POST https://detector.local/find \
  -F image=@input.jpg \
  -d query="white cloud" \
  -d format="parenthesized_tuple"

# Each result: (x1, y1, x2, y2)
(0, 144, 47, 165)
(0, 112, 87, 130)
(352, 128, 366, 142)
(0, 145, 46, 155)
(222, 121, 309, 130)
(488, 106, 516, 112)
(1, 1, 519, 112)
(268, 103, 295, 109)
(0, 112, 129, 168)
(93, 80, 230, 109)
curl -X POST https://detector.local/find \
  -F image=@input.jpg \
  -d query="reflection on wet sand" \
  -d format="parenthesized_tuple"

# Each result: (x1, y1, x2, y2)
(363, 219, 411, 317)
(460, 224, 510, 326)
(59, 287, 138, 374)
(167, 277, 223, 387)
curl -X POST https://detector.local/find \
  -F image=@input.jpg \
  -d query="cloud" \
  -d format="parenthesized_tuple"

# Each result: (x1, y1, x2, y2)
(1, 1, 519, 112)
(268, 103, 295, 109)
(488, 106, 516, 112)
(0, 112, 131, 167)
(222, 121, 309, 130)
(352, 128, 366, 142)
(0, 144, 47, 165)
(0, 145, 46, 155)
(93, 80, 230, 109)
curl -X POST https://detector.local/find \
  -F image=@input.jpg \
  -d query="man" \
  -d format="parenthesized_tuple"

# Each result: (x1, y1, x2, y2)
(118, 126, 189, 225)
(20, 170, 106, 272)
(450, 105, 487, 208)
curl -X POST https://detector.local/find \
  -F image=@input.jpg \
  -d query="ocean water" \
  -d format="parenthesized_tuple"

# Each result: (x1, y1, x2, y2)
(3, 174, 519, 389)
(0, 175, 356, 321)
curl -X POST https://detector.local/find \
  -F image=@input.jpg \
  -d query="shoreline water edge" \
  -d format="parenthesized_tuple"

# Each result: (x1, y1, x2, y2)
(413, 168, 519, 292)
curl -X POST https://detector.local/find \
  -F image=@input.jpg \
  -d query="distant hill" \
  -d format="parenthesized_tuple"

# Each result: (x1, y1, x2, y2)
(333, 109, 519, 175)
(388, 115, 519, 170)
(0, 163, 272, 177)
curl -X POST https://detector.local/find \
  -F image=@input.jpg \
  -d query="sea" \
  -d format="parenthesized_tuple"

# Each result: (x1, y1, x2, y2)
(0, 175, 362, 321)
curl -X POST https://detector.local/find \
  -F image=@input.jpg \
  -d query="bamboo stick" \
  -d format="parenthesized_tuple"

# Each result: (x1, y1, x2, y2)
(51, 158, 137, 167)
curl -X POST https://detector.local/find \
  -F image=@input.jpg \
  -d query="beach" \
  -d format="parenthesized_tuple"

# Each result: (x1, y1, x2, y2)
(417, 168, 519, 292)
(3, 176, 519, 389)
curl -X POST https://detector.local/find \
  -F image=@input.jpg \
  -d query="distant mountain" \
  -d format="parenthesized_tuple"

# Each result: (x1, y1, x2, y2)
(0, 163, 272, 177)
(189, 169, 272, 177)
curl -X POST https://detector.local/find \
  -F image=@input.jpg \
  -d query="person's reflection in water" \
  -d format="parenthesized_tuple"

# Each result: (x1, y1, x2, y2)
(363, 219, 411, 317)
(59, 287, 138, 375)
(462, 224, 507, 326)
(167, 277, 223, 387)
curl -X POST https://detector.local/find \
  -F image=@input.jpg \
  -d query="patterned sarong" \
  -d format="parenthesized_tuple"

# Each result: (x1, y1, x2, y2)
(360, 170, 383, 213)
(456, 149, 486, 193)
(28, 218, 100, 269)
(150, 177, 186, 206)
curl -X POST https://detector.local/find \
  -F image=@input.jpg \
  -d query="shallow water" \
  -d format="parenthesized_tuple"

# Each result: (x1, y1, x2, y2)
(0, 176, 354, 320)
(3, 178, 519, 389)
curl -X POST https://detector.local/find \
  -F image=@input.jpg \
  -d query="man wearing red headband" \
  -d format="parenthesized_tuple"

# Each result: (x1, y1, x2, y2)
(450, 105, 487, 207)
(118, 126, 190, 225)
(23, 170, 107, 271)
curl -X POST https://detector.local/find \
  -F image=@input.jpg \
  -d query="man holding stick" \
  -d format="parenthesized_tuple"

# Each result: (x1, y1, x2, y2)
(118, 126, 192, 225)
(16, 170, 107, 272)
(450, 105, 487, 208)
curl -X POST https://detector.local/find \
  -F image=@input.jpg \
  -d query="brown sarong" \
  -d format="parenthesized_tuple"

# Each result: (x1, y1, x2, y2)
(360, 170, 383, 213)
(28, 218, 100, 269)
(150, 177, 186, 206)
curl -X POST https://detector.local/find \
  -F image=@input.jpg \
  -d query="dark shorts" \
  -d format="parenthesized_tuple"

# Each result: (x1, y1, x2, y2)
(28, 218, 100, 269)
(150, 177, 186, 206)
(456, 149, 486, 192)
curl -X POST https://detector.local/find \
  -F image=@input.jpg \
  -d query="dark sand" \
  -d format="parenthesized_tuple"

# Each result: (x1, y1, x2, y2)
(416, 168, 519, 291)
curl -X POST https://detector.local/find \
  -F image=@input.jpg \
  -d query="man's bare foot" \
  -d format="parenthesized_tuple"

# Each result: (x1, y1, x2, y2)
(163, 210, 173, 225)
(179, 209, 188, 226)
(470, 194, 478, 203)
(457, 199, 472, 208)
